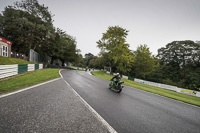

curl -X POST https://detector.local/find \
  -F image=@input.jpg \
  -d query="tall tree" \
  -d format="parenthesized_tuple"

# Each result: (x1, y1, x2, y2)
(97, 26, 134, 74)
(132, 44, 156, 79)
(157, 40, 200, 67)
(61, 34, 78, 65)
(85, 53, 95, 66)
(157, 40, 200, 90)
(50, 28, 78, 66)
(0, 0, 55, 56)
(73, 52, 84, 67)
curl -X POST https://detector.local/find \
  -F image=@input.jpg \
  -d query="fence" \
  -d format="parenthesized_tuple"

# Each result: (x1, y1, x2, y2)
(29, 49, 39, 63)
(0, 64, 43, 79)
(134, 78, 200, 97)
(29, 49, 51, 64)
(0, 65, 18, 79)
(104, 66, 111, 73)
(0, 48, 51, 64)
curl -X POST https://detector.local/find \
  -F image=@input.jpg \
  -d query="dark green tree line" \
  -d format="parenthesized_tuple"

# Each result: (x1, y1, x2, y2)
(0, 0, 79, 65)
(93, 27, 200, 90)
(0, 0, 55, 56)
(156, 40, 200, 90)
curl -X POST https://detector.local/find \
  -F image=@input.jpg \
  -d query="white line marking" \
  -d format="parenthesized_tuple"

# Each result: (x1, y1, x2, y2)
(59, 69, 63, 78)
(87, 71, 92, 75)
(0, 78, 61, 99)
(60, 70, 117, 133)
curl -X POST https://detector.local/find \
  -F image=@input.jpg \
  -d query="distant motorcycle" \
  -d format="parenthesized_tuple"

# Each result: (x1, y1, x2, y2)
(109, 80, 124, 93)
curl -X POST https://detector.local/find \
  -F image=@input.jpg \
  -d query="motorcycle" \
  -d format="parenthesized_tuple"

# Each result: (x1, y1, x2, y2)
(109, 80, 124, 93)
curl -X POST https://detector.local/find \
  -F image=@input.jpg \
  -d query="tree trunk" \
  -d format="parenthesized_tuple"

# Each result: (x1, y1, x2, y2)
(50, 56, 55, 65)
(62, 60, 65, 66)
(109, 62, 113, 74)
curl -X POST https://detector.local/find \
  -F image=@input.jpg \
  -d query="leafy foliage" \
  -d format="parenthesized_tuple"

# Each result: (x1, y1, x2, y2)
(158, 40, 200, 67)
(156, 40, 200, 90)
(0, 0, 79, 65)
(97, 26, 134, 74)
(0, 0, 55, 56)
(85, 53, 95, 66)
(131, 44, 157, 79)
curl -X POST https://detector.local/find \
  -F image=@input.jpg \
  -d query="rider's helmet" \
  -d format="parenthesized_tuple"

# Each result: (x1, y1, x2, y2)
(114, 73, 119, 76)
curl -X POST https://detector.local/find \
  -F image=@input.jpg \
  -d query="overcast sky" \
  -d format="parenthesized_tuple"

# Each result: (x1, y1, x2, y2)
(1, 0, 200, 56)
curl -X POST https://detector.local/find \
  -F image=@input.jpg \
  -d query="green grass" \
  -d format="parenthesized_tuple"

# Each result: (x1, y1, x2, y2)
(0, 56, 34, 65)
(0, 69, 61, 94)
(92, 70, 113, 80)
(91, 70, 200, 107)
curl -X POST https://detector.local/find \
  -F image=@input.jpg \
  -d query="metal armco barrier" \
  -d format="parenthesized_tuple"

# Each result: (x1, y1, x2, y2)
(0, 64, 43, 79)
(35, 64, 39, 70)
(18, 64, 28, 74)
(28, 64, 35, 71)
(134, 78, 200, 97)
(0, 65, 18, 79)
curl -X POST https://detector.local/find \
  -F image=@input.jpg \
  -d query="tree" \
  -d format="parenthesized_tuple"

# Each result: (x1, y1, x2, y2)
(73, 53, 84, 67)
(157, 40, 200, 90)
(85, 53, 95, 66)
(50, 28, 78, 66)
(132, 44, 156, 79)
(61, 35, 78, 65)
(157, 40, 200, 67)
(97, 26, 134, 74)
(0, 0, 80, 66)
(0, 0, 55, 56)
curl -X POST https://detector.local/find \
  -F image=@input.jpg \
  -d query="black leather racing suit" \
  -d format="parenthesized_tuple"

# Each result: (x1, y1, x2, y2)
(111, 75, 121, 87)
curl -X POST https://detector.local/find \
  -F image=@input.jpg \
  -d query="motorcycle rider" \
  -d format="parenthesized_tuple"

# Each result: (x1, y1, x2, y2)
(111, 73, 121, 87)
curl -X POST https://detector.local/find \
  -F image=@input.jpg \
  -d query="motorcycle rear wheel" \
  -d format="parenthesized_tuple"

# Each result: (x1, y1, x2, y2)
(117, 89, 122, 93)
(117, 86, 122, 93)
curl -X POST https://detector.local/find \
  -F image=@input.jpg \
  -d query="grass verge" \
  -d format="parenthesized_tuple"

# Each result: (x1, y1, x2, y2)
(0, 56, 34, 65)
(0, 69, 61, 94)
(91, 71, 200, 107)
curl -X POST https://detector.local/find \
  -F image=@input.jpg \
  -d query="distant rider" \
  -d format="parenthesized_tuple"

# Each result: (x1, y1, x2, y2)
(85, 66, 88, 72)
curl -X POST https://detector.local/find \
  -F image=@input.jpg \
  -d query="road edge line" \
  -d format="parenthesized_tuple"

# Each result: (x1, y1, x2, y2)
(0, 78, 61, 99)
(60, 70, 117, 133)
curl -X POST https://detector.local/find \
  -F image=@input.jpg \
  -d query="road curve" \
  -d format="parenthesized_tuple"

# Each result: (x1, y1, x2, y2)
(61, 69, 200, 133)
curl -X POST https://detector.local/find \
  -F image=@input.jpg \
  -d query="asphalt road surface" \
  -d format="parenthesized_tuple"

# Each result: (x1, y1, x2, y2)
(0, 78, 110, 133)
(1, 69, 200, 133)
(61, 69, 200, 133)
